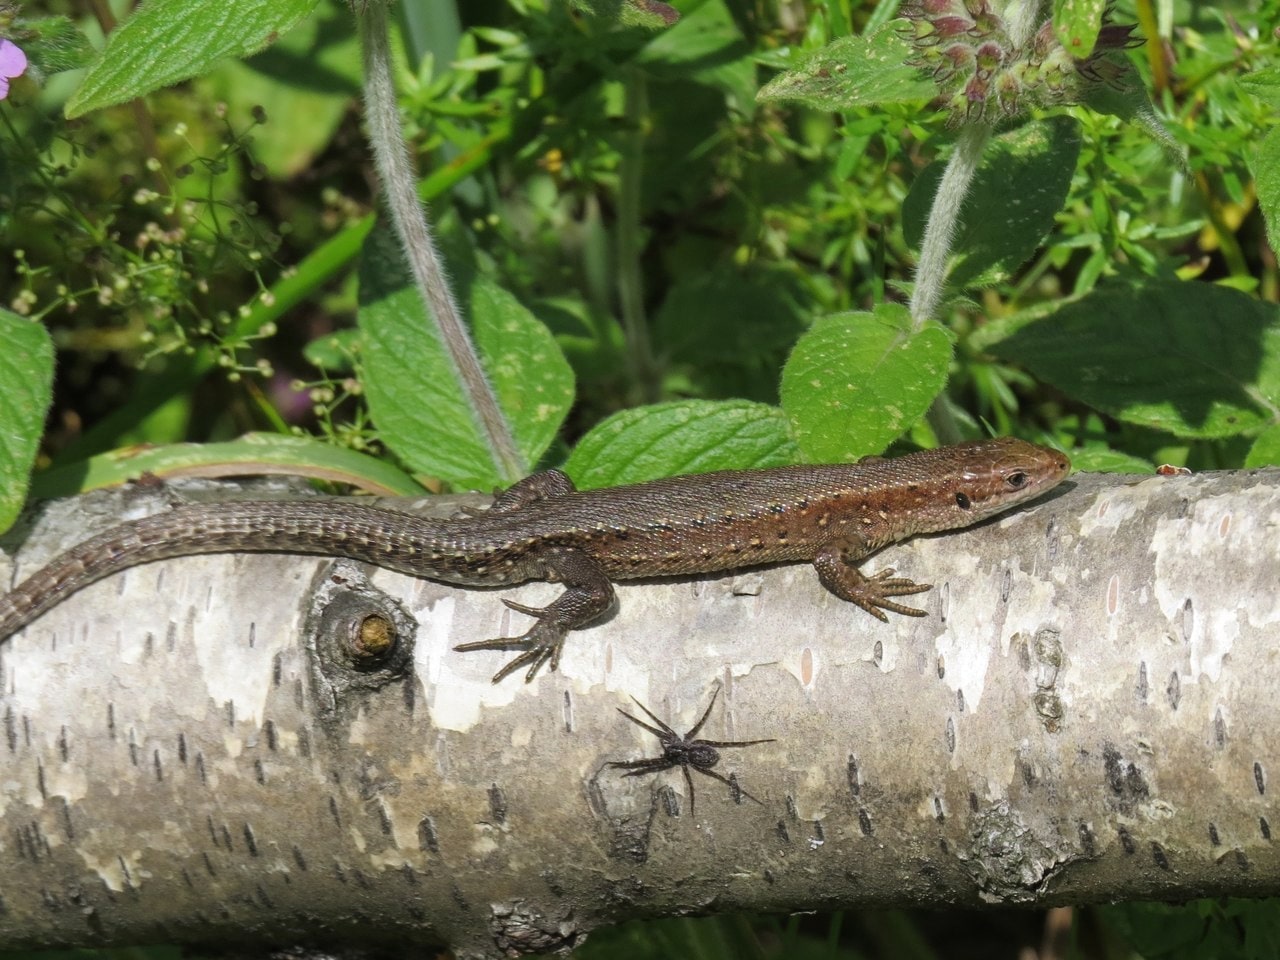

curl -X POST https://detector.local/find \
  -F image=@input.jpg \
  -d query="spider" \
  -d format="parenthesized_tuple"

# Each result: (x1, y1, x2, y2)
(609, 686, 775, 814)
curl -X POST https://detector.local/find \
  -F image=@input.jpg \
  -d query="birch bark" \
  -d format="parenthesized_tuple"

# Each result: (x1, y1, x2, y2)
(0, 469, 1277, 957)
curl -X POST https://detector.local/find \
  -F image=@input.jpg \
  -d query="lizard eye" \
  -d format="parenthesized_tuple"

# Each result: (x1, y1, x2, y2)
(955, 492, 972, 510)
(1006, 471, 1029, 489)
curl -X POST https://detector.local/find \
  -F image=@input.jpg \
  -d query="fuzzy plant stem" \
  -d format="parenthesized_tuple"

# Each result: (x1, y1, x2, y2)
(1004, 0, 1046, 49)
(907, 121, 992, 330)
(910, 0, 1045, 330)
(914, 2, 1046, 442)
(914, 121, 991, 444)
(358, 3, 526, 482)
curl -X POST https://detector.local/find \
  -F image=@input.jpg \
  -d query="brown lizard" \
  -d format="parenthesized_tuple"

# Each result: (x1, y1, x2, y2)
(0, 437, 1070, 682)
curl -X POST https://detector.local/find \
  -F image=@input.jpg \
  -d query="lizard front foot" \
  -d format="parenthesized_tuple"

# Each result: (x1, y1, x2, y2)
(453, 599, 569, 684)
(847, 568, 932, 621)
(814, 539, 935, 622)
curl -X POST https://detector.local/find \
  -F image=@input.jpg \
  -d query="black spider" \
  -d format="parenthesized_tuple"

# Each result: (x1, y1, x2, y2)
(609, 686, 775, 813)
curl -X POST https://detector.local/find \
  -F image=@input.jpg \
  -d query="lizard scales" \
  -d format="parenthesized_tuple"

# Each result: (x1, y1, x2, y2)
(0, 437, 1070, 682)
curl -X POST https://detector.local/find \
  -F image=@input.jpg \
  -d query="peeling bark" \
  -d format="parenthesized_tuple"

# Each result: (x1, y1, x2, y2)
(1, 469, 1278, 957)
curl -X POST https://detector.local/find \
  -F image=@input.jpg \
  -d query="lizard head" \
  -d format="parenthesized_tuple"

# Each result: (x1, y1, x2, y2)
(919, 437, 1071, 533)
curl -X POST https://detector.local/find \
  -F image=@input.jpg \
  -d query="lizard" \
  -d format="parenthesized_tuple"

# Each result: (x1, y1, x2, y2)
(0, 437, 1070, 683)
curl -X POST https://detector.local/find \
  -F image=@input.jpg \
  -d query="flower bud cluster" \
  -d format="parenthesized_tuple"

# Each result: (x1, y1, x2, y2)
(901, 0, 1139, 124)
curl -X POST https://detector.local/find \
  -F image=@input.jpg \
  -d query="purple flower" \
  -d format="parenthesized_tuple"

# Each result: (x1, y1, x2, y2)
(0, 38, 27, 101)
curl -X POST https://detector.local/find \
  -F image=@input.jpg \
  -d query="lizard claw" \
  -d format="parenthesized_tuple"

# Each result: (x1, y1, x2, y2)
(490, 641, 561, 684)
(501, 598, 545, 618)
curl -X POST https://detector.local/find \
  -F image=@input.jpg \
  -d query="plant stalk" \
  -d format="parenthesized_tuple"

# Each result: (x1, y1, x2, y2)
(358, 3, 525, 481)
(908, 121, 992, 329)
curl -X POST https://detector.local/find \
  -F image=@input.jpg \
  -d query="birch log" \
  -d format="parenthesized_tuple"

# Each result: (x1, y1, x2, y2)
(0, 469, 1277, 957)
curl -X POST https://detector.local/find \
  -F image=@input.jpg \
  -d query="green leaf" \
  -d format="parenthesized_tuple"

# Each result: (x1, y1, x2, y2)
(1252, 125, 1280, 261)
(470, 281, 575, 472)
(563, 400, 798, 489)
(1082, 80, 1187, 172)
(20, 15, 96, 75)
(46, 115, 501, 467)
(0, 312, 54, 534)
(967, 297, 1064, 354)
(637, 0, 742, 71)
(1052, 0, 1108, 59)
(779, 304, 953, 462)
(1068, 447, 1153, 474)
(637, 0, 754, 113)
(653, 263, 812, 403)
(29, 433, 426, 500)
(358, 226, 573, 490)
(903, 117, 1081, 289)
(207, 4, 360, 178)
(304, 329, 360, 374)
(1241, 67, 1280, 106)
(359, 237, 501, 490)
(1102, 899, 1280, 960)
(756, 24, 936, 111)
(989, 279, 1280, 439)
(66, 0, 320, 118)
(1101, 901, 1218, 958)
(1245, 424, 1280, 469)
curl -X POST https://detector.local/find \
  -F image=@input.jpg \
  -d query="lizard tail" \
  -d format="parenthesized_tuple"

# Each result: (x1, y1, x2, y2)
(0, 500, 451, 641)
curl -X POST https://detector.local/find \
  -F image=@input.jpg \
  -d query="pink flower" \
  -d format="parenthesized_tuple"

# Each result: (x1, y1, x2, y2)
(0, 39, 27, 101)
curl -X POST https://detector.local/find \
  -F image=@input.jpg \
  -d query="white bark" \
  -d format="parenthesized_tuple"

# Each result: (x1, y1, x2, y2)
(1, 469, 1278, 957)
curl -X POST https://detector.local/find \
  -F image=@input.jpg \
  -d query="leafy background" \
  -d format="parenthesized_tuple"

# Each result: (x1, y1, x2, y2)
(1, 0, 1279, 956)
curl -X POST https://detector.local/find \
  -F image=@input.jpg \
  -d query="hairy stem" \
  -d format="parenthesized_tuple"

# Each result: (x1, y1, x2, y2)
(358, 4, 525, 482)
(908, 121, 992, 329)
(1003, 0, 1045, 49)
(913, 0, 1037, 442)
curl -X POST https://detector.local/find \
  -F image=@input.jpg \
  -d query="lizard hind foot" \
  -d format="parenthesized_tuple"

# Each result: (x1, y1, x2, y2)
(452, 614, 568, 684)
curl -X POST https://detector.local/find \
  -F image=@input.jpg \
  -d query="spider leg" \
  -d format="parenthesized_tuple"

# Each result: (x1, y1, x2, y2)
(627, 697, 677, 737)
(609, 684, 771, 814)
(698, 737, 777, 748)
(611, 757, 678, 776)
(615, 707, 671, 741)
(682, 763, 697, 815)
(692, 764, 764, 805)
(685, 686, 721, 739)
